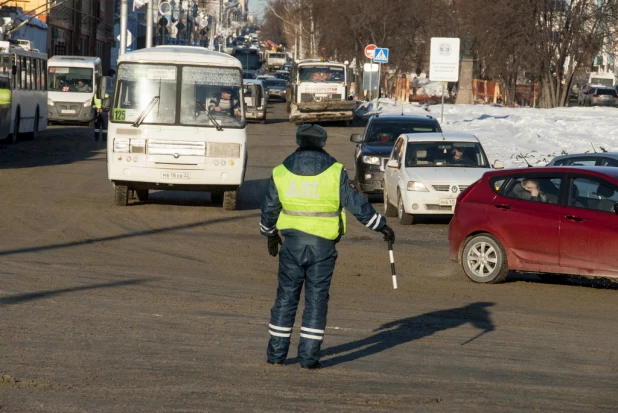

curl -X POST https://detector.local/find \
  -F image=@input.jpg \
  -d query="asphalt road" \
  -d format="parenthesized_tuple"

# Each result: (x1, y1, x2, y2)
(1, 102, 617, 412)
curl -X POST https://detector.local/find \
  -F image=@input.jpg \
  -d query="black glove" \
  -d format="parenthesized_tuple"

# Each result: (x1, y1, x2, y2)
(380, 225, 395, 244)
(267, 234, 282, 257)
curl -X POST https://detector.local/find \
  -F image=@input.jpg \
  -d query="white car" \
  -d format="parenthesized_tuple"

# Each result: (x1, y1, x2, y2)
(383, 133, 502, 225)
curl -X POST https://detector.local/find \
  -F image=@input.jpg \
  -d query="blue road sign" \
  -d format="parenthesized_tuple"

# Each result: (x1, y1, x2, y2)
(373, 47, 389, 63)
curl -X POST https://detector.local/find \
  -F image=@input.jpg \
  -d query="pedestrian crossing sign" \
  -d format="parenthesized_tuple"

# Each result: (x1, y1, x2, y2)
(373, 48, 389, 63)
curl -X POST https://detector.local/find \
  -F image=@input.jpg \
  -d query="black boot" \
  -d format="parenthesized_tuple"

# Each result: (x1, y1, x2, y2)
(300, 362, 321, 370)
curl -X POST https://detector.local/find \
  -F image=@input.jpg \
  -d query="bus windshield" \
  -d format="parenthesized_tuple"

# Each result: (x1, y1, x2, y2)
(298, 65, 345, 82)
(181, 66, 244, 128)
(112, 64, 177, 124)
(48, 67, 93, 92)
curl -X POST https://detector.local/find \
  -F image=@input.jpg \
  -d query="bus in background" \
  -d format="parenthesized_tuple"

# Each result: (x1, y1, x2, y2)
(47, 56, 102, 125)
(105, 46, 247, 210)
(0, 39, 47, 144)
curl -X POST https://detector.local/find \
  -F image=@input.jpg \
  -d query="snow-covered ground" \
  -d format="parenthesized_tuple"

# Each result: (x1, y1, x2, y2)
(355, 98, 618, 168)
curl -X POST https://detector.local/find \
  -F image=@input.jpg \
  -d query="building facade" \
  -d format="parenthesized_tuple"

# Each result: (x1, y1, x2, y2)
(17, 0, 115, 73)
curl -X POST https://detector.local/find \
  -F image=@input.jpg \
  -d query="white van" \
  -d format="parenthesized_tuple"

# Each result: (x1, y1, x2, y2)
(243, 79, 267, 123)
(47, 56, 102, 125)
(104, 46, 247, 210)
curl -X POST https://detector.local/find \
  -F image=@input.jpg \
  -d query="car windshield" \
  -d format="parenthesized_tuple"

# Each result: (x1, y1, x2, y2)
(48, 67, 93, 93)
(405, 142, 489, 168)
(112, 64, 177, 124)
(298, 65, 345, 82)
(269, 53, 285, 59)
(180, 66, 244, 128)
(264, 79, 286, 88)
(365, 121, 439, 144)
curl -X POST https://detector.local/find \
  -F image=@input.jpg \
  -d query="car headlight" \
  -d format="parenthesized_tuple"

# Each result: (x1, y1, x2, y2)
(47, 98, 54, 107)
(83, 99, 92, 107)
(113, 137, 130, 153)
(362, 156, 380, 165)
(407, 181, 429, 192)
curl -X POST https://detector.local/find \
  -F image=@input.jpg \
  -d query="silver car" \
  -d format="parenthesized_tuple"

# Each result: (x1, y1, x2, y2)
(548, 153, 618, 167)
(582, 87, 618, 107)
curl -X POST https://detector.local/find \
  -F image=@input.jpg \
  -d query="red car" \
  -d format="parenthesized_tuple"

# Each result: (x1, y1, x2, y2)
(449, 167, 618, 283)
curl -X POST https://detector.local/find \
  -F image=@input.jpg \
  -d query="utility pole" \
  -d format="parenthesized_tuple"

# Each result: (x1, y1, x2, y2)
(146, 0, 153, 47)
(119, 0, 128, 55)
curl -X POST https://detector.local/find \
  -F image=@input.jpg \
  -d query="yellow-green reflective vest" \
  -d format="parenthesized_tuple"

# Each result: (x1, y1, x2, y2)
(273, 162, 346, 240)
(93, 93, 109, 109)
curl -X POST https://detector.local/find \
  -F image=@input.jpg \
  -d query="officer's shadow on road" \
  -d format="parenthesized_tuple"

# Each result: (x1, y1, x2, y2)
(237, 178, 270, 211)
(303, 302, 495, 368)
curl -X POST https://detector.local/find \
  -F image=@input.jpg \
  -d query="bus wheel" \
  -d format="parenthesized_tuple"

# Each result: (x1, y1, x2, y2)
(25, 109, 39, 141)
(6, 110, 20, 144)
(114, 184, 129, 206)
(223, 189, 238, 210)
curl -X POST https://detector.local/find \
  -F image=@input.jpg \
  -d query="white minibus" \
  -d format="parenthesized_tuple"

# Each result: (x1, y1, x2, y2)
(47, 56, 102, 125)
(104, 46, 247, 210)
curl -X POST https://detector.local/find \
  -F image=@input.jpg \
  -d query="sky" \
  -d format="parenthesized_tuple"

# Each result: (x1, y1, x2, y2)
(248, 0, 267, 19)
(355, 85, 618, 168)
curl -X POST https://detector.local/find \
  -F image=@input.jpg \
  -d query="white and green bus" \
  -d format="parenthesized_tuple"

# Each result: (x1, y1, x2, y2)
(104, 46, 248, 210)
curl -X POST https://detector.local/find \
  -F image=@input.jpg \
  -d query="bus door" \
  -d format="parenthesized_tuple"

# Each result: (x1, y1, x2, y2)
(0, 55, 12, 139)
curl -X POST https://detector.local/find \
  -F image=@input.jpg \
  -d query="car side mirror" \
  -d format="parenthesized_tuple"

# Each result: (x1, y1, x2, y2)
(493, 160, 504, 169)
(350, 133, 362, 143)
(387, 159, 399, 168)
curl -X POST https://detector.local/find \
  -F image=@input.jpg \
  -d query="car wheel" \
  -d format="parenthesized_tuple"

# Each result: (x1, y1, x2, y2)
(383, 185, 397, 217)
(461, 234, 509, 284)
(397, 191, 413, 225)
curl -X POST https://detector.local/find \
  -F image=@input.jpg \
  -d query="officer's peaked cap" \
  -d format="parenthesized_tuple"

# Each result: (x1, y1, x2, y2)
(296, 124, 327, 148)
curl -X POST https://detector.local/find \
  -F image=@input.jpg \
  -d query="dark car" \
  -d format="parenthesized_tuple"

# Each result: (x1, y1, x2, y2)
(449, 167, 618, 284)
(350, 115, 442, 194)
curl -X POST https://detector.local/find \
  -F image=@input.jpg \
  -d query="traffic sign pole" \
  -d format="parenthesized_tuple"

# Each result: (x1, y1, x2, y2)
(364, 44, 377, 102)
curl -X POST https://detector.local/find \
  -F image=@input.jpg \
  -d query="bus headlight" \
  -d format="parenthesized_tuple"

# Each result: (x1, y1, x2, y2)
(113, 137, 130, 153)
(83, 99, 92, 107)
(47, 98, 54, 107)
(207, 142, 241, 158)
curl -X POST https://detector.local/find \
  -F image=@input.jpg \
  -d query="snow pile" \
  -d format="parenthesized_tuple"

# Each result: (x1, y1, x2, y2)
(354, 99, 618, 168)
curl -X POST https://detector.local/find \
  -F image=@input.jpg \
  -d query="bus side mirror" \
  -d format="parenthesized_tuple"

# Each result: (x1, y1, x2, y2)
(97, 75, 110, 100)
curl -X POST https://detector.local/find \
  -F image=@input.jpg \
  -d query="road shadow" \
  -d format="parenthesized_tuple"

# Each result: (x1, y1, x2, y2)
(0, 127, 101, 170)
(237, 178, 270, 211)
(0, 278, 148, 307)
(0, 213, 258, 258)
(506, 272, 618, 290)
(287, 302, 495, 368)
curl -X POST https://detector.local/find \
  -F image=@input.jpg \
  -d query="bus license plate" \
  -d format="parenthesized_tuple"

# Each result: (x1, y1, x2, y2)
(439, 198, 456, 206)
(61, 109, 76, 114)
(161, 172, 190, 179)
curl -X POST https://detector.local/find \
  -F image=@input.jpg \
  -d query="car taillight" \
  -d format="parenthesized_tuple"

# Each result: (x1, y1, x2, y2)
(593, 94, 600, 98)
(457, 180, 479, 203)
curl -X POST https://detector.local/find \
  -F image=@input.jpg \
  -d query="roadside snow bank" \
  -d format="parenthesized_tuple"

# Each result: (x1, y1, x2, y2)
(354, 100, 618, 168)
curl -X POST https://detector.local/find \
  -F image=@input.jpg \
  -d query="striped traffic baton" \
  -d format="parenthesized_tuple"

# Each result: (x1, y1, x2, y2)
(388, 240, 398, 289)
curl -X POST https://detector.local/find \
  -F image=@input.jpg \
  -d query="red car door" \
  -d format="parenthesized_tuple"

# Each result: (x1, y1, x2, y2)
(487, 176, 563, 271)
(559, 176, 618, 277)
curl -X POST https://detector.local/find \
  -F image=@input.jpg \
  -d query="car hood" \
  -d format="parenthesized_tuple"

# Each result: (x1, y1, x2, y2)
(361, 144, 394, 156)
(405, 167, 490, 183)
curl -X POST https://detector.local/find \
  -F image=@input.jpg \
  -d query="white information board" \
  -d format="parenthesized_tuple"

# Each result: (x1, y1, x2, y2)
(429, 38, 460, 82)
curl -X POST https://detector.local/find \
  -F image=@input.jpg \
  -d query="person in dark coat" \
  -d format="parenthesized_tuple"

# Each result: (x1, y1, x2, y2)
(260, 124, 395, 370)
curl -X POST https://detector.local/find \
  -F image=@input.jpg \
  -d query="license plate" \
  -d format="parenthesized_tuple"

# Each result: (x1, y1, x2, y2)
(315, 93, 328, 97)
(61, 109, 76, 114)
(161, 172, 190, 179)
(439, 198, 456, 206)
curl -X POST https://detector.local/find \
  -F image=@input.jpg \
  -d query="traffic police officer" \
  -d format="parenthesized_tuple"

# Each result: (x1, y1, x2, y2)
(93, 92, 109, 142)
(260, 124, 395, 369)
